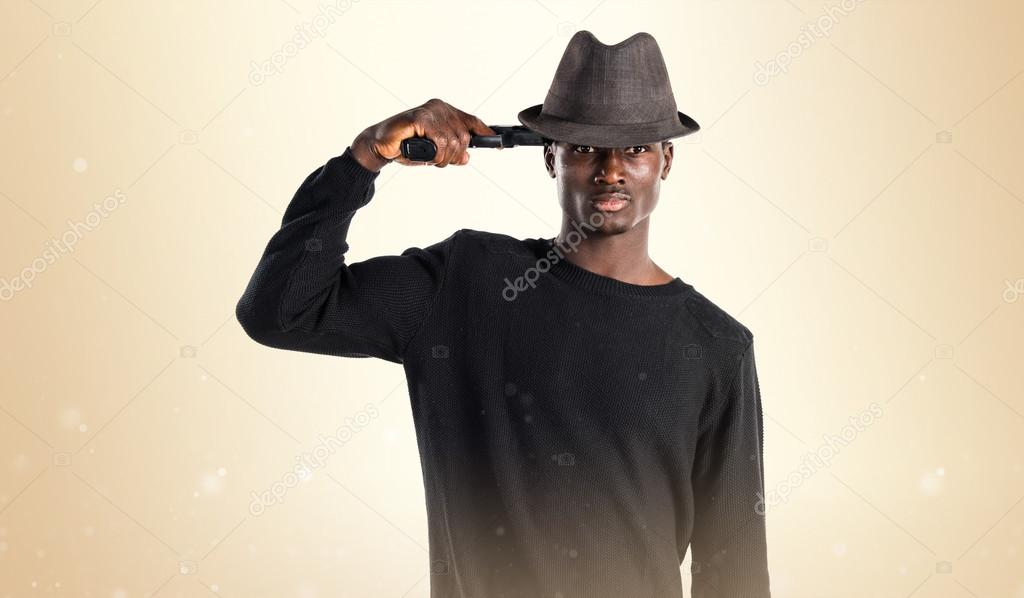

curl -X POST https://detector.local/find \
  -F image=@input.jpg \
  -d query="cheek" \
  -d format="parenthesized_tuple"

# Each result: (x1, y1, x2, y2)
(634, 163, 662, 210)
(632, 159, 660, 180)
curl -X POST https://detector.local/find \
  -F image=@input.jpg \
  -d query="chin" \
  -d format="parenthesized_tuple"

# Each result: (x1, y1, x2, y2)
(586, 214, 633, 235)
(569, 207, 635, 236)
(602, 221, 635, 235)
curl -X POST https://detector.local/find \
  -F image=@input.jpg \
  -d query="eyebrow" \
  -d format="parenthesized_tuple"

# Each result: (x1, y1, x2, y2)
(570, 143, 656, 149)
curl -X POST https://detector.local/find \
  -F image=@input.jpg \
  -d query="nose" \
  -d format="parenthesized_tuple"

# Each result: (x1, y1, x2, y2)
(594, 150, 626, 186)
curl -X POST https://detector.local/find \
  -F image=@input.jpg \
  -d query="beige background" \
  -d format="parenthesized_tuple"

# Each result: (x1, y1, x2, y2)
(2, 0, 1023, 596)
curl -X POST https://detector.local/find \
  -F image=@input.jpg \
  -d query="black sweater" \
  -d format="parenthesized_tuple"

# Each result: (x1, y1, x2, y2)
(236, 147, 772, 598)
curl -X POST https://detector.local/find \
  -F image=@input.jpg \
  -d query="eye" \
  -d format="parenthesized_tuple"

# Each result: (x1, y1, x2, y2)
(573, 145, 594, 153)
(627, 145, 648, 153)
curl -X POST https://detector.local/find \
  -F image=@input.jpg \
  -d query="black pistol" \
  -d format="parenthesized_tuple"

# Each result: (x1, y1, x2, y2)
(399, 125, 546, 162)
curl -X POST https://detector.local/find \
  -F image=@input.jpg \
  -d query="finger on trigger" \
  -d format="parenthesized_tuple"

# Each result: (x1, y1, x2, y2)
(428, 129, 448, 166)
(456, 129, 471, 165)
(444, 133, 461, 167)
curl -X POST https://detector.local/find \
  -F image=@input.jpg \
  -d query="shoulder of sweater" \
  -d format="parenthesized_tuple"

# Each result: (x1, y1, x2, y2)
(453, 228, 536, 257)
(681, 288, 753, 348)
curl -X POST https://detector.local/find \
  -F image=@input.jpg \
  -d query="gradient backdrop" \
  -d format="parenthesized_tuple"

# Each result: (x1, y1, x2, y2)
(2, 0, 1023, 596)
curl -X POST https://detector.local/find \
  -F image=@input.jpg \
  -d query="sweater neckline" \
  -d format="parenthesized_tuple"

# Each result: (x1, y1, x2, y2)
(536, 237, 692, 298)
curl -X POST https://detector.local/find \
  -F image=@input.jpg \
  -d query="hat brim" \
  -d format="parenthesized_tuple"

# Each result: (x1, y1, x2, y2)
(517, 104, 700, 147)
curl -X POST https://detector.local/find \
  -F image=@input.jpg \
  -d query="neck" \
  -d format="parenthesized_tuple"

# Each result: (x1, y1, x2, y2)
(553, 217, 674, 285)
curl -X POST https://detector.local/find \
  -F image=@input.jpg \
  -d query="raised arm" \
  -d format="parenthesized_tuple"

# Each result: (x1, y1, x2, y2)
(235, 99, 496, 364)
(690, 339, 772, 597)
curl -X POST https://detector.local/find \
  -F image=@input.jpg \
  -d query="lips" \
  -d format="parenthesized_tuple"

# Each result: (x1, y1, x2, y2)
(591, 192, 631, 213)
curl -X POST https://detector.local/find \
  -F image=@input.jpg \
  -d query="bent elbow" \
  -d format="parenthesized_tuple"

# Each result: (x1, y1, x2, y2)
(235, 293, 282, 348)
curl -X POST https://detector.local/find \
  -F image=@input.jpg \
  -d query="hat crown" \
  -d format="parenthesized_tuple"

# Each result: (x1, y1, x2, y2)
(516, 30, 700, 146)
(542, 31, 678, 126)
(548, 31, 673, 105)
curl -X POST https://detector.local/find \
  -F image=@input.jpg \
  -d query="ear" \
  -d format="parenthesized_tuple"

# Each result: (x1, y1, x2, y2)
(661, 141, 674, 180)
(544, 142, 556, 178)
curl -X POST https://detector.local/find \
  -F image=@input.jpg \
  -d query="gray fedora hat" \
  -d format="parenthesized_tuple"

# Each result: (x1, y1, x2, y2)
(518, 30, 700, 147)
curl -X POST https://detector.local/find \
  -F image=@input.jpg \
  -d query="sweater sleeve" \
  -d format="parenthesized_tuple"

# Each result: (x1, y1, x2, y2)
(235, 146, 459, 365)
(689, 339, 771, 597)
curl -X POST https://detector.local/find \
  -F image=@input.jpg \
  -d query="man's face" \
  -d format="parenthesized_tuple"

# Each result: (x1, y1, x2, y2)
(544, 140, 674, 235)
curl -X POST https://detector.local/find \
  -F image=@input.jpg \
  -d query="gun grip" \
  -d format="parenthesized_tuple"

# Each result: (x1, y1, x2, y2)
(400, 137, 437, 162)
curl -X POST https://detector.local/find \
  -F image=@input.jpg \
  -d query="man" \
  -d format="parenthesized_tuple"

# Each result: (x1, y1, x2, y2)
(237, 30, 771, 598)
